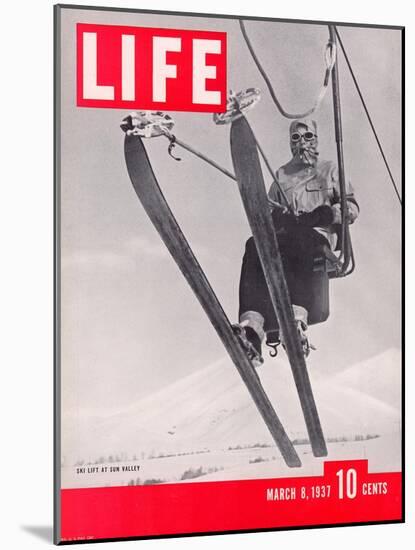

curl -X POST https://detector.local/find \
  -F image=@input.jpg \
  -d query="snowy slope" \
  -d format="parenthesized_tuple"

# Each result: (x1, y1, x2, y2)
(328, 348, 401, 408)
(62, 348, 401, 466)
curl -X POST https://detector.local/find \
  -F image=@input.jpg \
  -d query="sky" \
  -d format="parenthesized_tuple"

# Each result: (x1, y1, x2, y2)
(58, 7, 402, 414)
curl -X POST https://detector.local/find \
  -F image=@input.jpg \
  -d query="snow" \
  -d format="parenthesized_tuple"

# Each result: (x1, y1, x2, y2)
(61, 348, 401, 488)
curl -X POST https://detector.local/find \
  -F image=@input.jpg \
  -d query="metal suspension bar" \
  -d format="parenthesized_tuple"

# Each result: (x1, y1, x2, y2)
(239, 19, 336, 120)
(328, 25, 352, 275)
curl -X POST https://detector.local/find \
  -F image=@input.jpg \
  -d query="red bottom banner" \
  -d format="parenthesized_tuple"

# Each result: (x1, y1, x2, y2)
(60, 460, 402, 542)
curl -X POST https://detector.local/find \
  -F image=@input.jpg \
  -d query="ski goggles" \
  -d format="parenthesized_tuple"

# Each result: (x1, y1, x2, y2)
(290, 131, 317, 143)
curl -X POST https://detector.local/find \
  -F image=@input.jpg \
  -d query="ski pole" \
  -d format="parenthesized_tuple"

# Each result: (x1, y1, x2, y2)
(164, 132, 293, 215)
(164, 133, 237, 181)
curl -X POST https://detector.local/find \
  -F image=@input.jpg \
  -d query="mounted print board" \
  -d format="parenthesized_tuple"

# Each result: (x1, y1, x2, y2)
(54, 3, 404, 544)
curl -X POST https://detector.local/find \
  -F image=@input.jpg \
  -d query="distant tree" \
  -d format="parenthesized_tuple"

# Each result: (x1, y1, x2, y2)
(143, 478, 165, 485)
(180, 467, 204, 480)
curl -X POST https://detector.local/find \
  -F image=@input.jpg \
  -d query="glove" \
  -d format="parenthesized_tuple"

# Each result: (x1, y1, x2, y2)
(331, 203, 357, 224)
(297, 205, 335, 227)
(271, 208, 297, 229)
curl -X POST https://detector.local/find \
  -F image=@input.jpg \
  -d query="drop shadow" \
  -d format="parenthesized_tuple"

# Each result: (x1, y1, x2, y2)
(21, 525, 53, 543)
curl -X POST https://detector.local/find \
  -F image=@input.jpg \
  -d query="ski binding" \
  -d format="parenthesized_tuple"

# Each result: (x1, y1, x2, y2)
(232, 324, 264, 369)
(121, 111, 174, 138)
(213, 88, 261, 125)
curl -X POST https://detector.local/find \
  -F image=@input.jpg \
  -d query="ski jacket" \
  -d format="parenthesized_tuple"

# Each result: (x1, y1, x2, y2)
(268, 158, 359, 249)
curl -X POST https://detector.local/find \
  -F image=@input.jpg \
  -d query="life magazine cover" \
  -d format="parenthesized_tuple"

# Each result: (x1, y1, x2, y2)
(54, 4, 403, 544)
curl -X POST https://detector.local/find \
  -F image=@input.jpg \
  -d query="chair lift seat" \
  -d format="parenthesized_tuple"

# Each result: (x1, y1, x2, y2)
(313, 244, 342, 278)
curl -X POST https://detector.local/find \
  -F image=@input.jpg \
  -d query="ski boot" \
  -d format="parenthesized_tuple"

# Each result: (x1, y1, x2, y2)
(295, 319, 316, 358)
(291, 305, 315, 358)
(277, 321, 315, 358)
(232, 324, 264, 369)
(279, 306, 316, 358)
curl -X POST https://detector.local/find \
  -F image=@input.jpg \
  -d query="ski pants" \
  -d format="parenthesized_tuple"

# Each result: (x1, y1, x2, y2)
(238, 224, 331, 333)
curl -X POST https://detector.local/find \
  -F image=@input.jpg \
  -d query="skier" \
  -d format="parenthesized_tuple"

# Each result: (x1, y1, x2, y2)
(237, 118, 359, 365)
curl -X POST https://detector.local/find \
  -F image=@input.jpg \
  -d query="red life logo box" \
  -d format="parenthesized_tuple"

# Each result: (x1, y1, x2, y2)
(76, 23, 227, 112)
